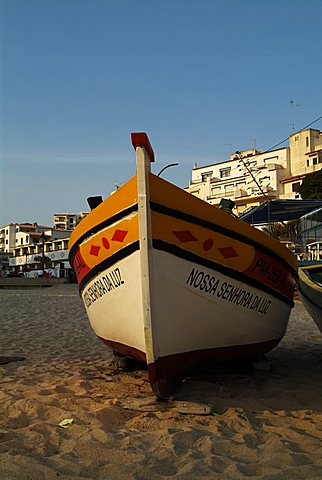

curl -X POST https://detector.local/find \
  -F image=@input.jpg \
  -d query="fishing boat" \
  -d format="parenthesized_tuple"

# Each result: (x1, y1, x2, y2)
(68, 133, 298, 398)
(298, 264, 322, 333)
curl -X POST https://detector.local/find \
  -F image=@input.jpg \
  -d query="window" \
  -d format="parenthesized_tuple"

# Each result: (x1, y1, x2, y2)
(307, 160, 310, 167)
(263, 156, 278, 163)
(306, 136, 309, 147)
(259, 176, 270, 183)
(313, 158, 317, 165)
(201, 171, 213, 182)
(292, 182, 301, 193)
(220, 167, 231, 178)
(224, 183, 234, 192)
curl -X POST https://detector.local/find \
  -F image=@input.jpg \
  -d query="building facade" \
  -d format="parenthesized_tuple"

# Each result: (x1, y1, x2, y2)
(0, 223, 51, 253)
(279, 129, 322, 199)
(1, 212, 88, 277)
(9, 231, 71, 278)
(0, 224, 17, 253)
(53, 212, 88, 230)
(185, 128, 322, 214)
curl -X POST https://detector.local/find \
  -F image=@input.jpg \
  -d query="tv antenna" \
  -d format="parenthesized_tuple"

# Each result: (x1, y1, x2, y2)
(290, 99, 300, 133)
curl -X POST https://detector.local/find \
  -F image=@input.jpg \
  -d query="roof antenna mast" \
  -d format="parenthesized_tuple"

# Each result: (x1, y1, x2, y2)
(290, 99, 299, 133)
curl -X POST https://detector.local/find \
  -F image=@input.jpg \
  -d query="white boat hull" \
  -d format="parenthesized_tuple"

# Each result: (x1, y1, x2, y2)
(81, 247, 291, 395)
(69, 132, 298, 398)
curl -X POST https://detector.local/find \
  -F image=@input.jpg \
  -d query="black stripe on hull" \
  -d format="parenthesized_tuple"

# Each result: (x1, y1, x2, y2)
(69, 203, 138, 263)
(78, 241, 140, 294)
(150, 201, 298, 279)
(153, 239, 294, 307)
(77, 238, 294, 306)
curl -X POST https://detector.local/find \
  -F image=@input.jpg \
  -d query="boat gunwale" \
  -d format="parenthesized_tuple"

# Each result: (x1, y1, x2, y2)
(298, 266, 322, 294)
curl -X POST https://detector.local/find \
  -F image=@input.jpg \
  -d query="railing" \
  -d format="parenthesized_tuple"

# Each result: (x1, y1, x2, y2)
(234, 189, 248, 198)
(207, 193, 224, 200)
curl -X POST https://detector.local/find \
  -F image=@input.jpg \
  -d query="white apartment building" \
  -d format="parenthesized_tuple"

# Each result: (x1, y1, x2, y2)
(0, 224, 17, 253)
(185, 128, 322, 214)
(0, 222, 70, 253)
(1, 213, 87, 276)
(0, 223, 49, 253)
(9, 231, 71, 278)
(54, 212, 88, 230)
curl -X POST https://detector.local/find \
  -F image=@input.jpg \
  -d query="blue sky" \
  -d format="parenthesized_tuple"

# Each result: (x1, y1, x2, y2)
(1, 0, 322, 226)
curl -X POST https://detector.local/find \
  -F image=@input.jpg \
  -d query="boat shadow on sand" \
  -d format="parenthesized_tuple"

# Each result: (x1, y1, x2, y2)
(81, 339, 322, 418)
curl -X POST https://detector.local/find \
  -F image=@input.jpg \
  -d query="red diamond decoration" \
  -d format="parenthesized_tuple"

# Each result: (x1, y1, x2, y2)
(102, 237, 110, 249)
(112, 230, 128, 242)
(173, 230, 198, 242)
(218, 246, 239, 258)
(90, 245, 101, 256)
(203, 238, 214, 251)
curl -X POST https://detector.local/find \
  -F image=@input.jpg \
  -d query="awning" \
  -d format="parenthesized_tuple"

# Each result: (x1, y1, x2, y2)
(239, 199, 322, 225)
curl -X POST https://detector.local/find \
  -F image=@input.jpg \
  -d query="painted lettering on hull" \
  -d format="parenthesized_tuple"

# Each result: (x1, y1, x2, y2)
(245, 251, 295, 299)
(83, 268, 124, 308)
(186, 267, 272, 315)
(72, 250, 90, 282)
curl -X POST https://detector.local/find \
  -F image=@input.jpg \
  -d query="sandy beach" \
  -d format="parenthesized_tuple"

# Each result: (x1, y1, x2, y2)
(1, 285, 321, 480)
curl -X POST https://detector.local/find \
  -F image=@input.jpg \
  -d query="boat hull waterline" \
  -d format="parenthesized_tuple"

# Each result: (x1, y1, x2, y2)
(68, 132, 298, 398)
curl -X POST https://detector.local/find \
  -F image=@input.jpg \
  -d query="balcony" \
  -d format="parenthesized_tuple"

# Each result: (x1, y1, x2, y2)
(261, 185, 276, 194)
(234, 189, 248, 198)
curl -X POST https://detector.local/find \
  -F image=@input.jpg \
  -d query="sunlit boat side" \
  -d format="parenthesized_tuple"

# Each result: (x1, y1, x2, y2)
(68, 133, 298, 398)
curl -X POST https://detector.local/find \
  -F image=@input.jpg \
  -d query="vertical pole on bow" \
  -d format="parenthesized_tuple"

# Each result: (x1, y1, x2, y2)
(131, 133, 157, 371)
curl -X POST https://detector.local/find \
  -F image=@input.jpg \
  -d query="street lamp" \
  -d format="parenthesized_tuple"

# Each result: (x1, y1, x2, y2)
(40, 232, 46, 276)
(24, 250, 29, 273)
(157, 163, 179, 177)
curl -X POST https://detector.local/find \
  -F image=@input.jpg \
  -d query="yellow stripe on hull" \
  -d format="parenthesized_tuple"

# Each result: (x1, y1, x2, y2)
(79, 214, 139, 270)
(68, 175, 138, 250)
(151, 211, 255, 272)
(149, 173, 297, 272)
